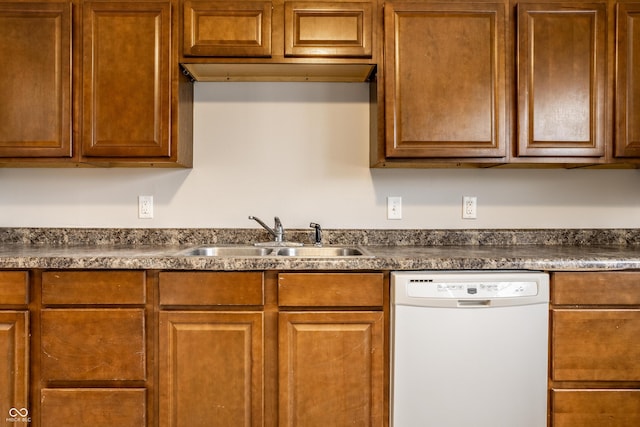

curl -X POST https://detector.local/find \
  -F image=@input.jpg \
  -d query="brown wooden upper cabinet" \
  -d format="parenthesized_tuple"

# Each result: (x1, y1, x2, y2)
(374, 0, 640, 168)
(516, 2, 606, 161)
(380, 1, 507, 162)
(615, 2, 640, 158)
(81, 1, 173, 160)
(182, 0, 375, 59)
(0, 0, 193, 167)
(183, 0, 273, 57)
(0, 2, 72, 159)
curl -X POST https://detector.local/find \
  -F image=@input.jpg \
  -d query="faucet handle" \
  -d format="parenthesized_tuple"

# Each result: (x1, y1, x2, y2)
(310, 222, 322, 246)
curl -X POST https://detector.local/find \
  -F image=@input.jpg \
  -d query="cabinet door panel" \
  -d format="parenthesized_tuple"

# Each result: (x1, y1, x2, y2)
(82, 2, 170, 158)
(552, 271, 640, 306)
(0, 2, 71, 157)
(41, 388, 146, 427)
(42, 270, 146, 306)
(0, 271, 28, 306)
(159, 272, 264, 306)
(41, 309, 146, 382)
(279, 311, 384, 427)
(384, 2, 506, 158)
(517, 3, 606, 157)
(159, 311, 263, 427)
(0, 312, 28, 421)
(183, 1, 272, 57)
(284, 1, 372, 57)
(278, 272, 383, 307)
(615, 3, 640, 157)
(552, 309, 640, 381)
(552, 389, 640, 427)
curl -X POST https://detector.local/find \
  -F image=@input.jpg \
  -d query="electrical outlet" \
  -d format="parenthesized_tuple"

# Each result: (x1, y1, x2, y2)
(462, 196, 477, 219)
(138, 195, 154, 219)
(387, 196, 402, 220)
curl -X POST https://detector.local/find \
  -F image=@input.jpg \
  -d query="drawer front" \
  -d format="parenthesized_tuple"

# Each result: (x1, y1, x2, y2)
(551, 389, 640, 427)
(41, 309, 146, 381)
(159, 272, 264, 306)
(41, 388, 146, 427)
(0, 271, 28, 306)
(552, 272, 640, 305)
(42, 271, 146, 306)
(183, 0, 272, 57)
(552, 309, 640, 381)
(278, 273, 384, 307)
(284, 1, 373, 57)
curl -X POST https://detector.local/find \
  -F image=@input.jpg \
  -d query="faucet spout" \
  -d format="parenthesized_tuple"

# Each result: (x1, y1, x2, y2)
(249, 215, 284, 242)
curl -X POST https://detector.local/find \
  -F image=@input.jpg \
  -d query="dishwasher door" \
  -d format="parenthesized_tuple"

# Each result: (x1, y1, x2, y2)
(391, 271, 549, 427)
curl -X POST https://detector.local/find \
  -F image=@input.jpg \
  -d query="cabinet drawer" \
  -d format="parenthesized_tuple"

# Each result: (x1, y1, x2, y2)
(183, 0, 272, 57)
(284, 1, 373, 58)
(41, 309, 146, 381)
(278, 273, 384, 307)
(41, 388, 146, 427)
(0, 271, 28, 306)
(551, 389, 640, 427)
(42, 271, 146, 306)
(552, 272, 640, 305)
(552, 309, 640, 381)
(159, 272, 264, 306)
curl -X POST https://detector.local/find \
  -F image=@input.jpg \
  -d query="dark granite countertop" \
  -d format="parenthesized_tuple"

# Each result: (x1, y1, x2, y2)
(1, 228, 640, 271)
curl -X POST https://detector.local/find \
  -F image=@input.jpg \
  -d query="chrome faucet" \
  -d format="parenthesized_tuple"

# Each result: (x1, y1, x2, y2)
(249, 215, 284, 242)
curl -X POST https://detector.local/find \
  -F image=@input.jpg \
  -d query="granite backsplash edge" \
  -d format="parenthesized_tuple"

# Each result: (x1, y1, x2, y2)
(1, 228, 639, 246)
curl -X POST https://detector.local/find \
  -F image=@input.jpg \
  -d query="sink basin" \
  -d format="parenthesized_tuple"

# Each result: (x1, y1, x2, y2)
(180, 246, 274, 257)
(276, 247, 366, 257)
(178, 245, 370, 258)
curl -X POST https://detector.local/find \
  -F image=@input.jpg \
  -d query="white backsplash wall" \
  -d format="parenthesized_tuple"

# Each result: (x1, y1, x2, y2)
(1, 82, 639, 229)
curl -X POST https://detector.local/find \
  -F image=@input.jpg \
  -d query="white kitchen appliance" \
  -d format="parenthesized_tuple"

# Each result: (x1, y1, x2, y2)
(391, 271, 549, 427)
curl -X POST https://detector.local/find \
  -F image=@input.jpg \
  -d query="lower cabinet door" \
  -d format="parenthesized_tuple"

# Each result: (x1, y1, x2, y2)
(0, 311, 28, 422)
(40, 388, 146, 427)
(40, 309, 146, 382)
(279, 311, 384, 427)
(552, 389, 640, 427)
(159, 311, 264, 427)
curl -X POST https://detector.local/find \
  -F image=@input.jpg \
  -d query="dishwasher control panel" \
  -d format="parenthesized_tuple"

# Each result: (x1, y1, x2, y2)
(392, 271, 550, 308)
(407, 280, 539, 298)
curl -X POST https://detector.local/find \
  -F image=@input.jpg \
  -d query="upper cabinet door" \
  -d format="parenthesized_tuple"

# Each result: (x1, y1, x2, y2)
(183, 0, 272, 57)
(615, 3, 640, 158)
(517, 3, 606, 158)
(0, 2, 72, 158)
(284, 1, 373, 58)
(82, 1, 171, 158)
(384, 2, 506, 159)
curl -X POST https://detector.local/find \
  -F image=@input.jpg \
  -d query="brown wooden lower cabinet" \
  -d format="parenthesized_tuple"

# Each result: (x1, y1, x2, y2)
(0, 271, 29, 423)
(550, 272, 640, 426)
(37, 270, 150, 427)
(0, 311, 29, 421)
(40, 388, 147, 427)
(159, 311, 264, 427)
(279, 311, 384, 427)
(157, 271, 385, 427)
(551, 389, 640, 427)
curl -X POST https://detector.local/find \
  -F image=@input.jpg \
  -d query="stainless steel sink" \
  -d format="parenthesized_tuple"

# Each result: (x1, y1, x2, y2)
(178, 245, 370, 257)
(180, 246, 274, 257)
(276, 247, 366, 257)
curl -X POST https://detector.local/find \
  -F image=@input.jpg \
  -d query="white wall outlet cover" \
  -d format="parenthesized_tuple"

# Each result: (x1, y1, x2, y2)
(462, 196, 477, 219)
(138, 195, 154, 219)
(387, 196, 402, 220)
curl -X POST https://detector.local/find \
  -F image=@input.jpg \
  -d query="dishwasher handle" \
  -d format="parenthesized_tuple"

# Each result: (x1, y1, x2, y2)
(458, 299, 491, 307)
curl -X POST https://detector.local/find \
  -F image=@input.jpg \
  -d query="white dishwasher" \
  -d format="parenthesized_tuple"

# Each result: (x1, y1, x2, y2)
(391, 271, 549, 427)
